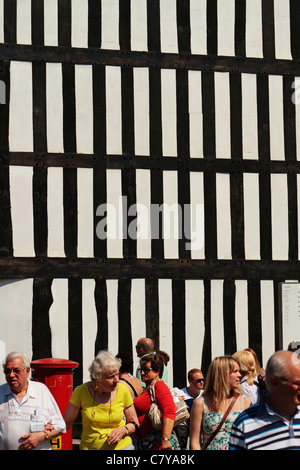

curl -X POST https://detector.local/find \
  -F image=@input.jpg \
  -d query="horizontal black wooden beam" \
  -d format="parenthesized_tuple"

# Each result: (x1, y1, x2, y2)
(1, 44, 300, 76)
(4, 152, 300, 174)
(0, 257, 299, 280)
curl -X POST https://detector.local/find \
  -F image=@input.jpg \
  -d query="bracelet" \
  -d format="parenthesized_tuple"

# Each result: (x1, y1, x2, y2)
(162, 437, 170, 441)
(124, 425, 129, 435)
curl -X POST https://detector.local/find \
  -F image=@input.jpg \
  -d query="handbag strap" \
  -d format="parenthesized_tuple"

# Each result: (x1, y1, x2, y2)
(202, 393, 239, 450)
(131, 421, 144, 450)
(149, 379, 160, 402)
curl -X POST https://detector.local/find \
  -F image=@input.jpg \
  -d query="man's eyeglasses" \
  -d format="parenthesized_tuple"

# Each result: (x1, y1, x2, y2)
(275, 376, 300, 388)
(138, 367, 153, 374)
(196, 378, 205, 383)
(3, 368, 26, 375)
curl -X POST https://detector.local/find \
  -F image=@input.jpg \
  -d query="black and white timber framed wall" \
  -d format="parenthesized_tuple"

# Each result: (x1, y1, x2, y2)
(0, 0, 300, 389)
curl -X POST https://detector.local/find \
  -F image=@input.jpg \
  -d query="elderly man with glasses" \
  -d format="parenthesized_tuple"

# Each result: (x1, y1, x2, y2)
(0, 351, 66, 450)
(229, 350, 300, 450)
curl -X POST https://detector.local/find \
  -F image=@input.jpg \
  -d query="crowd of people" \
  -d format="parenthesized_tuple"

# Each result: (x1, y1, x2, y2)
(0, 338, 300, 450)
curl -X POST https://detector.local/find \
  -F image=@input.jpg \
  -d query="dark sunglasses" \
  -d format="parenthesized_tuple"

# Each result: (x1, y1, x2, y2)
(196, 378, 205, 383)
(138, 367, 153, 374)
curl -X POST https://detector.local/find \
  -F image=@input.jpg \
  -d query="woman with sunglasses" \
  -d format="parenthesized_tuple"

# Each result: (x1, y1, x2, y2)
(133, 353, 179, 450)
(190, 356, 251, 450)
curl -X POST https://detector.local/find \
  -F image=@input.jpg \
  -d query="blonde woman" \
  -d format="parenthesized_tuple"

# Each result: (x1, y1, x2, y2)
(233, 350, 260, 405)
(190, 356, 251, 450)
(244, 347, 265, 377)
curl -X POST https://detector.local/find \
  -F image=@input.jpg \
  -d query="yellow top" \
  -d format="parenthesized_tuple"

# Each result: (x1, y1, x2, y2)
(69, 382, 133, 450)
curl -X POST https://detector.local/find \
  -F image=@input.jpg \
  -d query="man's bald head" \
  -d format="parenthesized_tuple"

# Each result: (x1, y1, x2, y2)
(135, 337, 155, 357)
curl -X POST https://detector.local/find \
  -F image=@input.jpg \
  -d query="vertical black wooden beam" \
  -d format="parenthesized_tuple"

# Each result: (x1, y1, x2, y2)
(202, 71, 217, 260)
(147, 0, 161, 52)
(204, 172, 217, 261)
(283, 76, 297, 162)
(33, 167, 48, 257)
(202, 71, 215, 158)
(32, 278, 53, 360)
(235, 0, 246, 57)
(230, 173, 245, 260)
(121, 67, 134, 157)
(32, 61, 47, 257)
(257, 74, 272, 261)
(62, 61, 78, 257)
(230, 73, 245, 260)
(176, 69, 190, 159)
(172, 280, 186, 388)
(93, 65, 107, 258)
(94, 279, 108, 354)
(149, 68, 164, 259)
(0, 166, 12, 257)
(206, 0, 217, 56)
(0, 61, 9, 151)
(177, 69, 190, 259)
(287, 173, 298, 261)
(257, 74, 270, 163)
(259, 171, 272, 261)
(262, 0, 275, 59)
(4, 0, 16, 45)
(273, 280, 284, 353)
(150, 169, 164, 259)
(177, 0, 191, 54)
(145, 279, 160, 347)
(119, 0, 131, 51)
(58, 0, 71, 47)
(62, 62, 76, 154)
(223, 280, 237, 355)
(32, 62, 47, 152)
(284, 74, 298, 262)
(248, 280, 263, 366)
(178, 171, 191, 259)
(122, 168, 137, 259)
(230, 73, 243, 160)
(93, 65, 106, 156)
(0, 61, 12, 257)
(149, 69, 162, 158)
(31, 0, 44, 46)
(88, 0, 101, 49)
(283, 74, 297, 260)
(117, 279, 133, 354)
(290, 0, 300, 60)
(69, 278, 83, 386)
(63, 168, 78, 258)
(121, 67, 136, 259)
(201, 280, 212, 375)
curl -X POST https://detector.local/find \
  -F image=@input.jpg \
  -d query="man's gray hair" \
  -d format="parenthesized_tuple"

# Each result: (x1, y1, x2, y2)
(4, 351, 30, 369)
(265, 350, 292, 390)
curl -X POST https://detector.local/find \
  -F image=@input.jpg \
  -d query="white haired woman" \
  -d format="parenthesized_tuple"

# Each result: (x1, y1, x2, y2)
(63, 350, 139, 450)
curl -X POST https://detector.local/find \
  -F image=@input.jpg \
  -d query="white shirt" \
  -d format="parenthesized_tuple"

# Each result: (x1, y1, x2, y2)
(240, 376, 260, 405)
(0, 379, 66, 450)
(179, 387, 203, 410)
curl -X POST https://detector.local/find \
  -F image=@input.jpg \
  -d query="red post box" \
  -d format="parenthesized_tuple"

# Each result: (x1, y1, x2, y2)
(30, 358, 78, 450)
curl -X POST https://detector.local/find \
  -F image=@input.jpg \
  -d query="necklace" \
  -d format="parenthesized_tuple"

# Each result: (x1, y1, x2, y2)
(91, 385, 112, 420)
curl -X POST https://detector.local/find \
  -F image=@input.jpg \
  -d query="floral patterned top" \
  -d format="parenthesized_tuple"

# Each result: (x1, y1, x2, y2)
(201, 395, 246, 450)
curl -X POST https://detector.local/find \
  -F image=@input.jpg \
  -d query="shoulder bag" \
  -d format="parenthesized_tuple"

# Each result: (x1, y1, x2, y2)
(148, 381, 190, 431)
